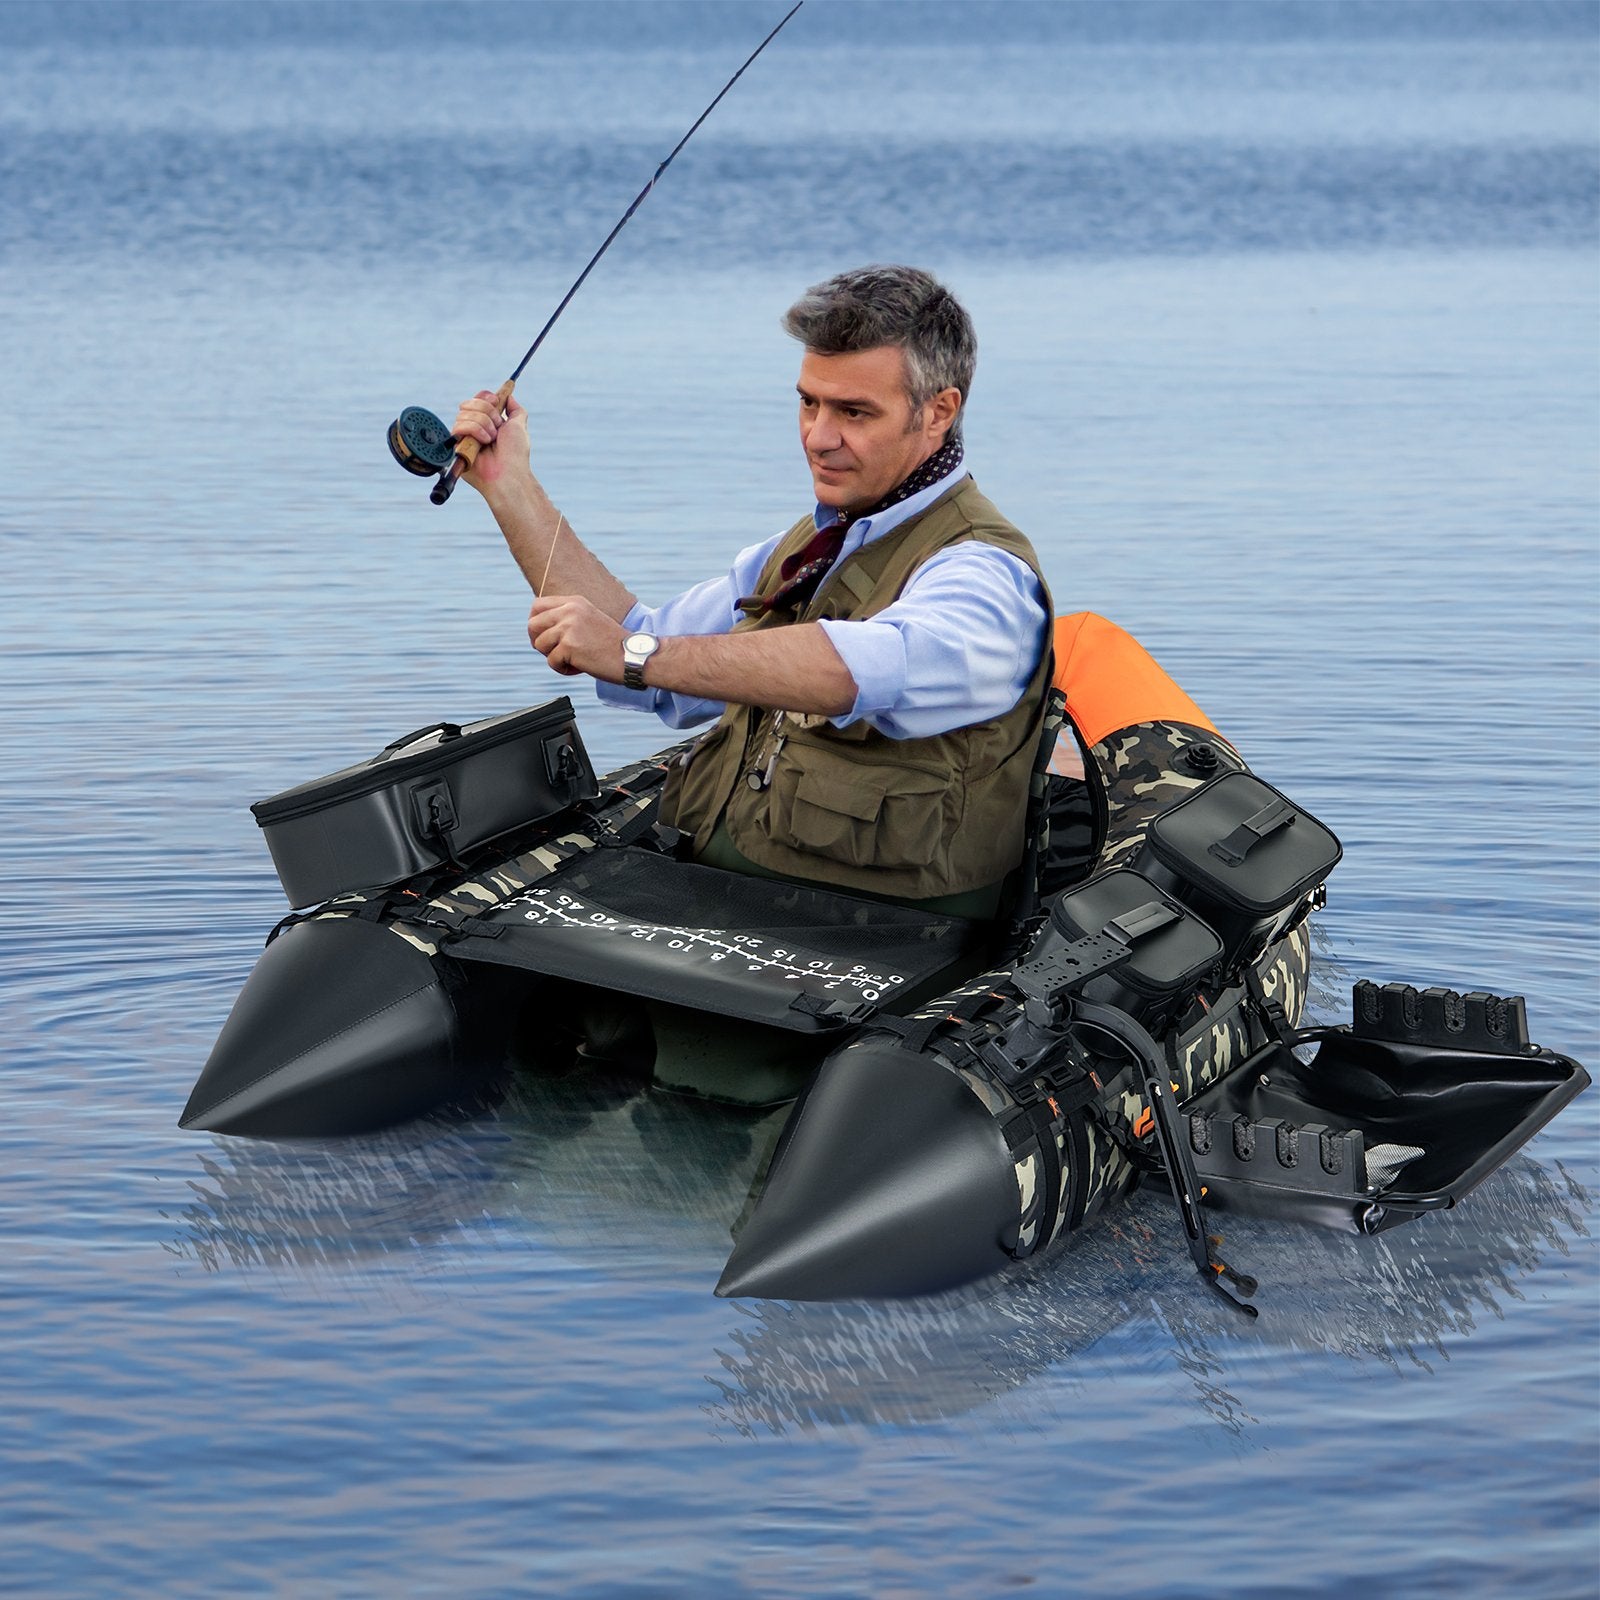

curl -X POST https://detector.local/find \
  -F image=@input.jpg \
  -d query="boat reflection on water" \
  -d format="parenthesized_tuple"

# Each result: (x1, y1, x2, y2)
(165, 1059, 1589, 1438)
(704, 1154, 1592, 1437)
(164, 1066, 785, 1280)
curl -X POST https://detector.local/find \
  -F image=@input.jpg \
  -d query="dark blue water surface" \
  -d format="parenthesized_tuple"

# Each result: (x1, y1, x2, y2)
(2, 4, 1596, 1597)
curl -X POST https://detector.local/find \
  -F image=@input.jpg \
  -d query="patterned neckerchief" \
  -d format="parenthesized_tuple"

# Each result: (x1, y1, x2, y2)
(739, 436, 965, 617)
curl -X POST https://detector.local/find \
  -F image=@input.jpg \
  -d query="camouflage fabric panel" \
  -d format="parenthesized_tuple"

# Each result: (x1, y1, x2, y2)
(1090, 720, 1245, 872)
(1252, 918, 1313, 1040)
(311, 763, 672, 956)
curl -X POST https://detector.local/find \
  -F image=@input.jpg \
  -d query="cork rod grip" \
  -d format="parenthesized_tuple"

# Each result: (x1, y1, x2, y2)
(431, 378, 516, 505)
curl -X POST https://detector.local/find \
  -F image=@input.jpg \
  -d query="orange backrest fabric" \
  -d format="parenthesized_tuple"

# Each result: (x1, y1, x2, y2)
(1051, 612, 1219, 751)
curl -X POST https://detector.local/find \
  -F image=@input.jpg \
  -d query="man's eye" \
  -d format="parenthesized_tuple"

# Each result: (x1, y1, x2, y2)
(842, 407, 862, 419)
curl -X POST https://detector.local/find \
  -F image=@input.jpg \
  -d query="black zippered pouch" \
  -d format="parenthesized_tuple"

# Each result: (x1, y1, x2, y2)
(251, 699, 597, 907)
(1032, 868, 1224, 1031)
(1135, 771, 1342, 971)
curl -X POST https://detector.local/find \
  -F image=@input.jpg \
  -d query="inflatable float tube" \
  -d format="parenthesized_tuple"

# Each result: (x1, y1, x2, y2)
(182, 615, 1589, 1307)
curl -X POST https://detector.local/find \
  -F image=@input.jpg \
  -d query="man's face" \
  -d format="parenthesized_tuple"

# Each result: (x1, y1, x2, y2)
(796, 346, 958, 512)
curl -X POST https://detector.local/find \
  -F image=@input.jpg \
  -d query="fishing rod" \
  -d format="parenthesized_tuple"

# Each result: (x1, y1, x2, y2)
(388, 0, 805, 506)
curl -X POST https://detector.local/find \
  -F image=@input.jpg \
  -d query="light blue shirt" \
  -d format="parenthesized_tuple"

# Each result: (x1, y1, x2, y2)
(595, 461, 1050, 740)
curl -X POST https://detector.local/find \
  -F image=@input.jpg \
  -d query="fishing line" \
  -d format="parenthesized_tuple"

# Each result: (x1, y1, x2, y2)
(539, 511, 567, 596)
(388, 0, 805, 506)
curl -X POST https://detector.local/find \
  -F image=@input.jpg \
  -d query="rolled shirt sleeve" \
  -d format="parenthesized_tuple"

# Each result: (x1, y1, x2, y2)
(818, 542, 1050, 739)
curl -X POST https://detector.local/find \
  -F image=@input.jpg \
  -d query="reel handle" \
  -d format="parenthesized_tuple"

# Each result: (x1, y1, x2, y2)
(433, 378, 516, 505)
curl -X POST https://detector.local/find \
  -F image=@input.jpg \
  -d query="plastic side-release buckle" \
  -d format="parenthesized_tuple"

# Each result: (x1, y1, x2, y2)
(399, 900, 506, 944)
(787, 990, 876, 1028)
(651, 822, 693, 859)
(1245, 962, 1291, 1043)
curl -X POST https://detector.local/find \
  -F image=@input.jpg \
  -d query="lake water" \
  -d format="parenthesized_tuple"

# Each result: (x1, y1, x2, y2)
(2, 3, 1597, 1596)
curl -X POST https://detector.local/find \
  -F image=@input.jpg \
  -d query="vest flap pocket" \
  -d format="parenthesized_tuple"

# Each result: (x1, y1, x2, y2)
(795, 766, 887, 823)
(776, 747, 951, 871)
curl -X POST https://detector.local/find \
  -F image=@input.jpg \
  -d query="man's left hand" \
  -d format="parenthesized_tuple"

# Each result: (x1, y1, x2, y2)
(528, 595, 629, 682)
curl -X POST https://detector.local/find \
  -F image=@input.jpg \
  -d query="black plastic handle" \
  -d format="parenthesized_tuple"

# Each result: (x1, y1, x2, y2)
(382, 722, 462, 755)
(1209, 798, 1296, 866)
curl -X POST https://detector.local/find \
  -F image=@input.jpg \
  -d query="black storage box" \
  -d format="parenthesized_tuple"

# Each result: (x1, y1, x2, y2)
(1135, 771, 1342, 973)
(251, 699, 598, 907)
(1032, 868, 1224, 1030)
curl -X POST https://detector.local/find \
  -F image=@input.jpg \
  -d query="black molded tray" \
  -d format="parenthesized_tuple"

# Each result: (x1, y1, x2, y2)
(1182, 983, 1589, 1232)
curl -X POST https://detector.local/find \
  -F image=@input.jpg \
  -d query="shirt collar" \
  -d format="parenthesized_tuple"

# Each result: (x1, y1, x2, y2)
(813, 458, 971, 553)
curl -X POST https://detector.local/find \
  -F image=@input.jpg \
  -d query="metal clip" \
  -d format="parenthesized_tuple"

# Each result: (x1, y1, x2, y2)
(744, 712, 787, 792)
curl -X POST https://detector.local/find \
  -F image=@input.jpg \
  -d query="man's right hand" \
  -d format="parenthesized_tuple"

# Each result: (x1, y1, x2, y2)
(452, 392, 532, 498)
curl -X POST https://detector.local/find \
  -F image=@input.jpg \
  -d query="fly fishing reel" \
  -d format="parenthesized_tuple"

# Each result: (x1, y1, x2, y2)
(386, 406, 457, 479)
(387, 404, 475, 505)
(387, 406, 464, 499)
(387, 380, 512, 506)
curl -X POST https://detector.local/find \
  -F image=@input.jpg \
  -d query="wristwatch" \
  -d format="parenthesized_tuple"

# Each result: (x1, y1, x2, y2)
(622, 631, 661, 690)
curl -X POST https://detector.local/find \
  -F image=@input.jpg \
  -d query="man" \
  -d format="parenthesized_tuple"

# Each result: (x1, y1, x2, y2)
(453, 265, 1051, 916)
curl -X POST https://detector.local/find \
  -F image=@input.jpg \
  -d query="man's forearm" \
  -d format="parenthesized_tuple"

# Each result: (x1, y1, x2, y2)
(486, 476, 636, 622)
(648, 624, 857, 717)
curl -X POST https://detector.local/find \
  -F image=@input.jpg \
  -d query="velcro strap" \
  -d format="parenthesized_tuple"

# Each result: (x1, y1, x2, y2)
(1063, 1101, 1091, 1232)
(870, 1012, 947, 1053)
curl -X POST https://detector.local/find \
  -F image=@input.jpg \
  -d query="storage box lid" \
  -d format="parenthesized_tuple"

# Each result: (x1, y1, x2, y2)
(1051, 869, 1223, 997)
(251, 698, 583, 825)
(1145, 771, 1342, 917)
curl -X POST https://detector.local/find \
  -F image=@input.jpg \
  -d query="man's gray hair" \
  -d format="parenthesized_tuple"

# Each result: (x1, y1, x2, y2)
(782, 265, 976, 442)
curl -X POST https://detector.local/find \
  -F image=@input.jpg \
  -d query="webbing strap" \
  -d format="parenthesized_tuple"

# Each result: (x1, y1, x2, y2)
(1006, 683, 1066, 941)
(593, 799, 661, 850)
(1002, 1097, 1064, 1259)
(870, 988, 1008, 1056)
(1245, 961, 1290, 1043)
(1063, 1099, 1091, 1233)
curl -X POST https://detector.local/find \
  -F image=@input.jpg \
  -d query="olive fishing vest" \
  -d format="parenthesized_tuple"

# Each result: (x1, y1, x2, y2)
(660, 477, 1052, 900)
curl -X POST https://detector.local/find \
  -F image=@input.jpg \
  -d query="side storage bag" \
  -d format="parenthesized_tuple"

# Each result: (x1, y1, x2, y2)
(251, 699, 598, 907)
(1031, 868, 1224, 1032)
(1134, 771, 1341, 973)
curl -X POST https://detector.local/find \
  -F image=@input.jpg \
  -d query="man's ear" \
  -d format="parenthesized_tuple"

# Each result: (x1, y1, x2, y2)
(928, 386, 962, 440)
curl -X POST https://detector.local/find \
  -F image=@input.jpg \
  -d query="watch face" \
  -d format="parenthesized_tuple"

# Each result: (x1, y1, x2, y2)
(625, 632, 659, 657)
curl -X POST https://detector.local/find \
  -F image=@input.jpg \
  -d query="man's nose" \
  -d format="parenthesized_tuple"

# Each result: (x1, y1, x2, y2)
(806, 409, 843, 454)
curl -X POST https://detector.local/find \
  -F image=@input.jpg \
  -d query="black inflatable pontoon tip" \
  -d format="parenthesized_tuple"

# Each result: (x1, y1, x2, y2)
(387, 406, 457, 477)
(181, 917, 465, 1137)
(715, 1036, 1018, 1301)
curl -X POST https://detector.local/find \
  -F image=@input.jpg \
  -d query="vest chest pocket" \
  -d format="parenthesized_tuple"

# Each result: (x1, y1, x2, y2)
(766, 743, 952, 872)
